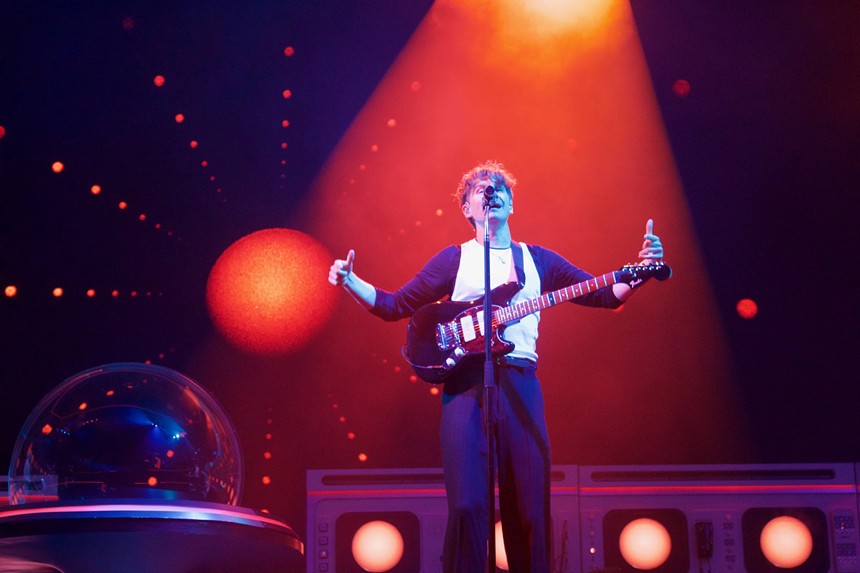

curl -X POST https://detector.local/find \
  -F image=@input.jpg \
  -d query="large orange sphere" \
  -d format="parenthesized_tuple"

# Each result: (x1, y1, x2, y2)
(206, 228, 338, 354)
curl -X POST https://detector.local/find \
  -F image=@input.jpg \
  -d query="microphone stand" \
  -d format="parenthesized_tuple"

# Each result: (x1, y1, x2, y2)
(482, 199, 496, 573)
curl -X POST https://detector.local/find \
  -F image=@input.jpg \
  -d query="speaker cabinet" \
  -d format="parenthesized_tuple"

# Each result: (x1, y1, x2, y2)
(306, 465, 579, 573)
(578, 463, 860, 573)
(306, 468, 447, 573)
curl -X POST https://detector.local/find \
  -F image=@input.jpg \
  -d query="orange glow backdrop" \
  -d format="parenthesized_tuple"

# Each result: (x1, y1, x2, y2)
(291, 0, 750, 464)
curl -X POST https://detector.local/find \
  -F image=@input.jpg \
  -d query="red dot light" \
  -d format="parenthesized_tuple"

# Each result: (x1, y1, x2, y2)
(737, 298, 758, 319)
(673, 79, 691, 97)
(153, 75, 165, 87)
(175, 113, 185, 123)
(52, 161, 64, 173)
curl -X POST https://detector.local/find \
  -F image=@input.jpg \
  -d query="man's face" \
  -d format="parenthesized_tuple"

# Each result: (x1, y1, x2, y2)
(462, 177, 513, 227)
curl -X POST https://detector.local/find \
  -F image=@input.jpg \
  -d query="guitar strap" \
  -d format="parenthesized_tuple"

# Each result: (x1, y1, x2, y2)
(512, 241, 526, 288)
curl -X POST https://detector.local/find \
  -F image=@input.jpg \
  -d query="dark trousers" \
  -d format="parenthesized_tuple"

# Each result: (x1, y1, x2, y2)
(439, 363, 552, 573)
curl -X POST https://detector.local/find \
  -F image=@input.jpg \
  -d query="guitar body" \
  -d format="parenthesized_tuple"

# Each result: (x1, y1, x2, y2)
(402, 260, 671, 383)
(404, 282, 521, 384)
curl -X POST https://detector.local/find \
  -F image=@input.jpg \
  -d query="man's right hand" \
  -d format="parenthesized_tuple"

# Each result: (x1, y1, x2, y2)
(328, 249, 355, 286)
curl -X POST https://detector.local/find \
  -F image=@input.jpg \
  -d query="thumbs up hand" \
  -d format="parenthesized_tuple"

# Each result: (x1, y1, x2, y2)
(638, 219, 664, 264)
(328, 249, 356, 286)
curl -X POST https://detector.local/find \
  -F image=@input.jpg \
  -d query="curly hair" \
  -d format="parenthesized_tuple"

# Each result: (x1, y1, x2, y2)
(454, 160, 517, 228)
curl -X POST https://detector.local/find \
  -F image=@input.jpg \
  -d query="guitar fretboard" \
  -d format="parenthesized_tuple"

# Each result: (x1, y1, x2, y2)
(494, 271, 618, 325)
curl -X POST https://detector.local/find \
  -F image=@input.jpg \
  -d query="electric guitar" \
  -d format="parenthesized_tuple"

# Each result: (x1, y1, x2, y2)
(402, 261, 671, 383)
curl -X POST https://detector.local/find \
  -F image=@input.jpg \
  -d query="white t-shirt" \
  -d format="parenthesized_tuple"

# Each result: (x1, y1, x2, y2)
(451, 239, 541, 362)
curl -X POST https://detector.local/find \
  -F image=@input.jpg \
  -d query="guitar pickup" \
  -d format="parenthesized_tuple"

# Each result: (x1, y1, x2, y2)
(436, 321, 458, 350)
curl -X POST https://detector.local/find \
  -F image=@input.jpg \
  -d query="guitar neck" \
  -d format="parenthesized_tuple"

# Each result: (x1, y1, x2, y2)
(495, 271, 619, 325)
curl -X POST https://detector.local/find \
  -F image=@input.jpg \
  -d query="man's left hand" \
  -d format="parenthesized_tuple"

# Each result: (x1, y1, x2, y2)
(638, 219, 664, 263)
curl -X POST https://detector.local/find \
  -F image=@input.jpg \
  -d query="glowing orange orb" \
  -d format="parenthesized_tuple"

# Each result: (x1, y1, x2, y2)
(619, 518, 672, 570)
(5, 285, 17, 297)
(52, 161, 64, 173)
(351, 520, 404, 572)
(760, 516, 813, 568)
(206, 228, 338, 355)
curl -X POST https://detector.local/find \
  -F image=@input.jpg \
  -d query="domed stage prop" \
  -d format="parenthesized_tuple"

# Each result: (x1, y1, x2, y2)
(1, 363, 303, 573)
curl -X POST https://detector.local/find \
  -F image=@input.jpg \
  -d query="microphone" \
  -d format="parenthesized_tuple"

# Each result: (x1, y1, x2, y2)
(482, 185, 496, 206)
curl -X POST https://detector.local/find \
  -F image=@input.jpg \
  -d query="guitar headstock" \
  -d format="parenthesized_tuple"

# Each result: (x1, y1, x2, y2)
(618, 261, 672, 285)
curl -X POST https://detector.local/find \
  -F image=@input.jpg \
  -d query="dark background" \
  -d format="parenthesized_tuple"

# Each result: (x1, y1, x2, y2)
(1, 1, 858, 541)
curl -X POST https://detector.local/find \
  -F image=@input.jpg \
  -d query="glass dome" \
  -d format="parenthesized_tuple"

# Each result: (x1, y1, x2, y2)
(7, 362, 243, 506)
